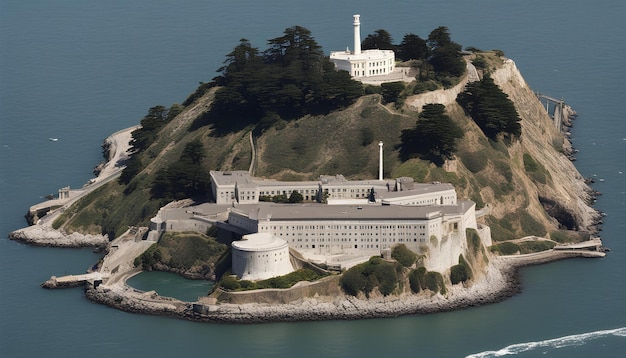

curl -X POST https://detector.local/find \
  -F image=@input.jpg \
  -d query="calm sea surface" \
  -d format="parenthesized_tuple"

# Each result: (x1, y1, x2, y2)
(1, 1, 625, 357)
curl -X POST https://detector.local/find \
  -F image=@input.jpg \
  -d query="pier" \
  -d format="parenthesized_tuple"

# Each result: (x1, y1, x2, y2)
(536, 93, 576, 133)
(42, 272, 105, 289)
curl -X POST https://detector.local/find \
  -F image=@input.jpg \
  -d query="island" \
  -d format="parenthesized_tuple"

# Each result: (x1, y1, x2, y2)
(9, 16, 606, 323)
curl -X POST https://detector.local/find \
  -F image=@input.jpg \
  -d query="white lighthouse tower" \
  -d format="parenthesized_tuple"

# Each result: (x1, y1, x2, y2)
(353, 14, 362, 55)
(330, 15, 395, 79)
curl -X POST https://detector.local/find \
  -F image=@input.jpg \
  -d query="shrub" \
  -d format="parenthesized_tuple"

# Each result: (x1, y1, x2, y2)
(391, 244, 417, 267)
(466, 228, 482, 254)
(450, 254, 472, 284)
(220, 275, 240, 291)
(489, 242, 520, 255)
(380, 82, 405, 104)
(523, 153, 550, 184)
(340, 257, 399, 297)
(340, 266, 366, 296)
(424, 271, 446, 294)
(471, 56, 487, 70)
(409, 267, 427, 293)
(549, 230, 588, 244)
(517, 210, 547, 237)
(519, 240, 556, 253)
(412, 80, 439, 94)
(460, 151, 487, 173)
(134, 243, 160, 269)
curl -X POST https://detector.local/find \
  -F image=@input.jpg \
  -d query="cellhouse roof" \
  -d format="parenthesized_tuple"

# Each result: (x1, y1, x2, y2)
(232, 232, 288, 252)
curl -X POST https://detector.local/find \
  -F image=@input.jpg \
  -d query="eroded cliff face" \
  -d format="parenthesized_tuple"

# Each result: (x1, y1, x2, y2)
(403, 57, 599, 239)
(490, 59, 599, 231)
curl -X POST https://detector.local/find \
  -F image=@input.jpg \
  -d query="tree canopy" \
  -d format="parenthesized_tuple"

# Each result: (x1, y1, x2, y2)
(361, 26, 465, 80)
(119, 105, 173, 184)
(399, 103, 464, 165)
(427, 26, 465, 77)
(150, 140, 210, 201)
(361, 29, 395, 51)
(457, 74, 522, 141)
(199, 26, 363, 135)
(397, 33, 428, 61)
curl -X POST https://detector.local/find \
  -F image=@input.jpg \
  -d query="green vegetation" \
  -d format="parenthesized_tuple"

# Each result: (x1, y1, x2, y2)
(218, 269, 327, 291)
(450, 254, 472, 284)
(380, 81, 405, 104)
(427, 26, 466, 78)
(361, 29, 395, 51)
(196, 27, 364, 135)
(134, 243, 161, 269)
(120, 106, 174, 185)
(459, 151, 487, 173)
(408, 267, 427, 293)
(486, 216, 516, 242)
(391, 244, 417, 268)
(340, 256, 401, 297)
(490, 239, 556, 255)
(424, 271, 446, 294)
(489, 241, 520, 255)
(150, 140, 210, 201)
(400, 103, 464, 166)
(523, 153, 550, 184)
(466, 228, 482, 255)
(397, 33, 428, 61)
(457, 74, 522, 141)
(288, 190, 304, 203)
(134, 232, 228, 277)
(519, 240, 556, 252)
(549, 230, 589, 244)
(513, 209, 547, 237)
(360, 26, 465, 87)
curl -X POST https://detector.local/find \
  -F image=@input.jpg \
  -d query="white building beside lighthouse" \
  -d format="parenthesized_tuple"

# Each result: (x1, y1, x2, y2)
(330, 15, 396, 79)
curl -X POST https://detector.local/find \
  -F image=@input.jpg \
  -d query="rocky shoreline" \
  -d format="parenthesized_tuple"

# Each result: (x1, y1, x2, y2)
(8, 225, 108, 248)
(81, 251, 600, 324)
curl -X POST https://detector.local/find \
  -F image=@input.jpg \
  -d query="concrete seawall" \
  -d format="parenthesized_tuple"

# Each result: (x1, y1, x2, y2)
(82, 248, 601, 324)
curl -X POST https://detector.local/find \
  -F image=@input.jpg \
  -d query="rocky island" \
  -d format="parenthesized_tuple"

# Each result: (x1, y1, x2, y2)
(10, 19, 606, 323)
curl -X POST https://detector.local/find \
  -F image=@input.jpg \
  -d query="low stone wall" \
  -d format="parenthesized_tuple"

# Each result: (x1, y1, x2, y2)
(210, 276, 342, 305)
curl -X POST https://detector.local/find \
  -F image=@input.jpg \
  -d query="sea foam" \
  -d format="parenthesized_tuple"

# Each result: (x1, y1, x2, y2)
(466, 327, 626, 357)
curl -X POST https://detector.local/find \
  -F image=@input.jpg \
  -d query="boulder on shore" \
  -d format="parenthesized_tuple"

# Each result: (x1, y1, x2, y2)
(9, 225, 108, 248)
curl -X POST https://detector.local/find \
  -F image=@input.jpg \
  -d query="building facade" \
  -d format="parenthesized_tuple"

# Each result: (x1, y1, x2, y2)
(226, 200, 481, 272)
(329, 15, 396, 79)
(231, 233, 294, 281)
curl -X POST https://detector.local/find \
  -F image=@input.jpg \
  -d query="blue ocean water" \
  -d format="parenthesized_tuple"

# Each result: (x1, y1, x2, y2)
(1, 1, 625, 357)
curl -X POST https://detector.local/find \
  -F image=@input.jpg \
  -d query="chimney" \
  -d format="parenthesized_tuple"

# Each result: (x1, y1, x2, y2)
(353, 15, 361, 55)
(379, 141, 383, 180)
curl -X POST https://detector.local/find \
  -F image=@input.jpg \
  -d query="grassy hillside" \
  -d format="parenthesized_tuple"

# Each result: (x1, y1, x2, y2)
(55, 52, 596, 246)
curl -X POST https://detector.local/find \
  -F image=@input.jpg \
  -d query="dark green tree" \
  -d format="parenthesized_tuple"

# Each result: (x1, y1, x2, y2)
(216, 38, 261, 85)
(119, 105, 169, 184)
(202, 27, 363, 135)
(150, 141, 209, 200)
(457, 74, 522, 140)
(399, 103, 464, 165)
(380, 81, 405, 104)
(427, 26, 465, 77)
(181, 139, 205, 165)
(264, 26, 324, 67)
(361, 29, 395, 50)
(288, 190, 304, 203)
(397, 33, 428, 61)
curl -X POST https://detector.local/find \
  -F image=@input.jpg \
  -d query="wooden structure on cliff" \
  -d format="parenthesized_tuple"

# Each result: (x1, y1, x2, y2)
(536, 93, 575, 133)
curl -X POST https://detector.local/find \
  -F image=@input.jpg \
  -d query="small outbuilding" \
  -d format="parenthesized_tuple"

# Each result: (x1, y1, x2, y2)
(231, 233, 294, 281)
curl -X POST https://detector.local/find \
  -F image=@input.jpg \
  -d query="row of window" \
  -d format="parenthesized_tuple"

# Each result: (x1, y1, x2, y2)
(264, 224, 428, 230)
